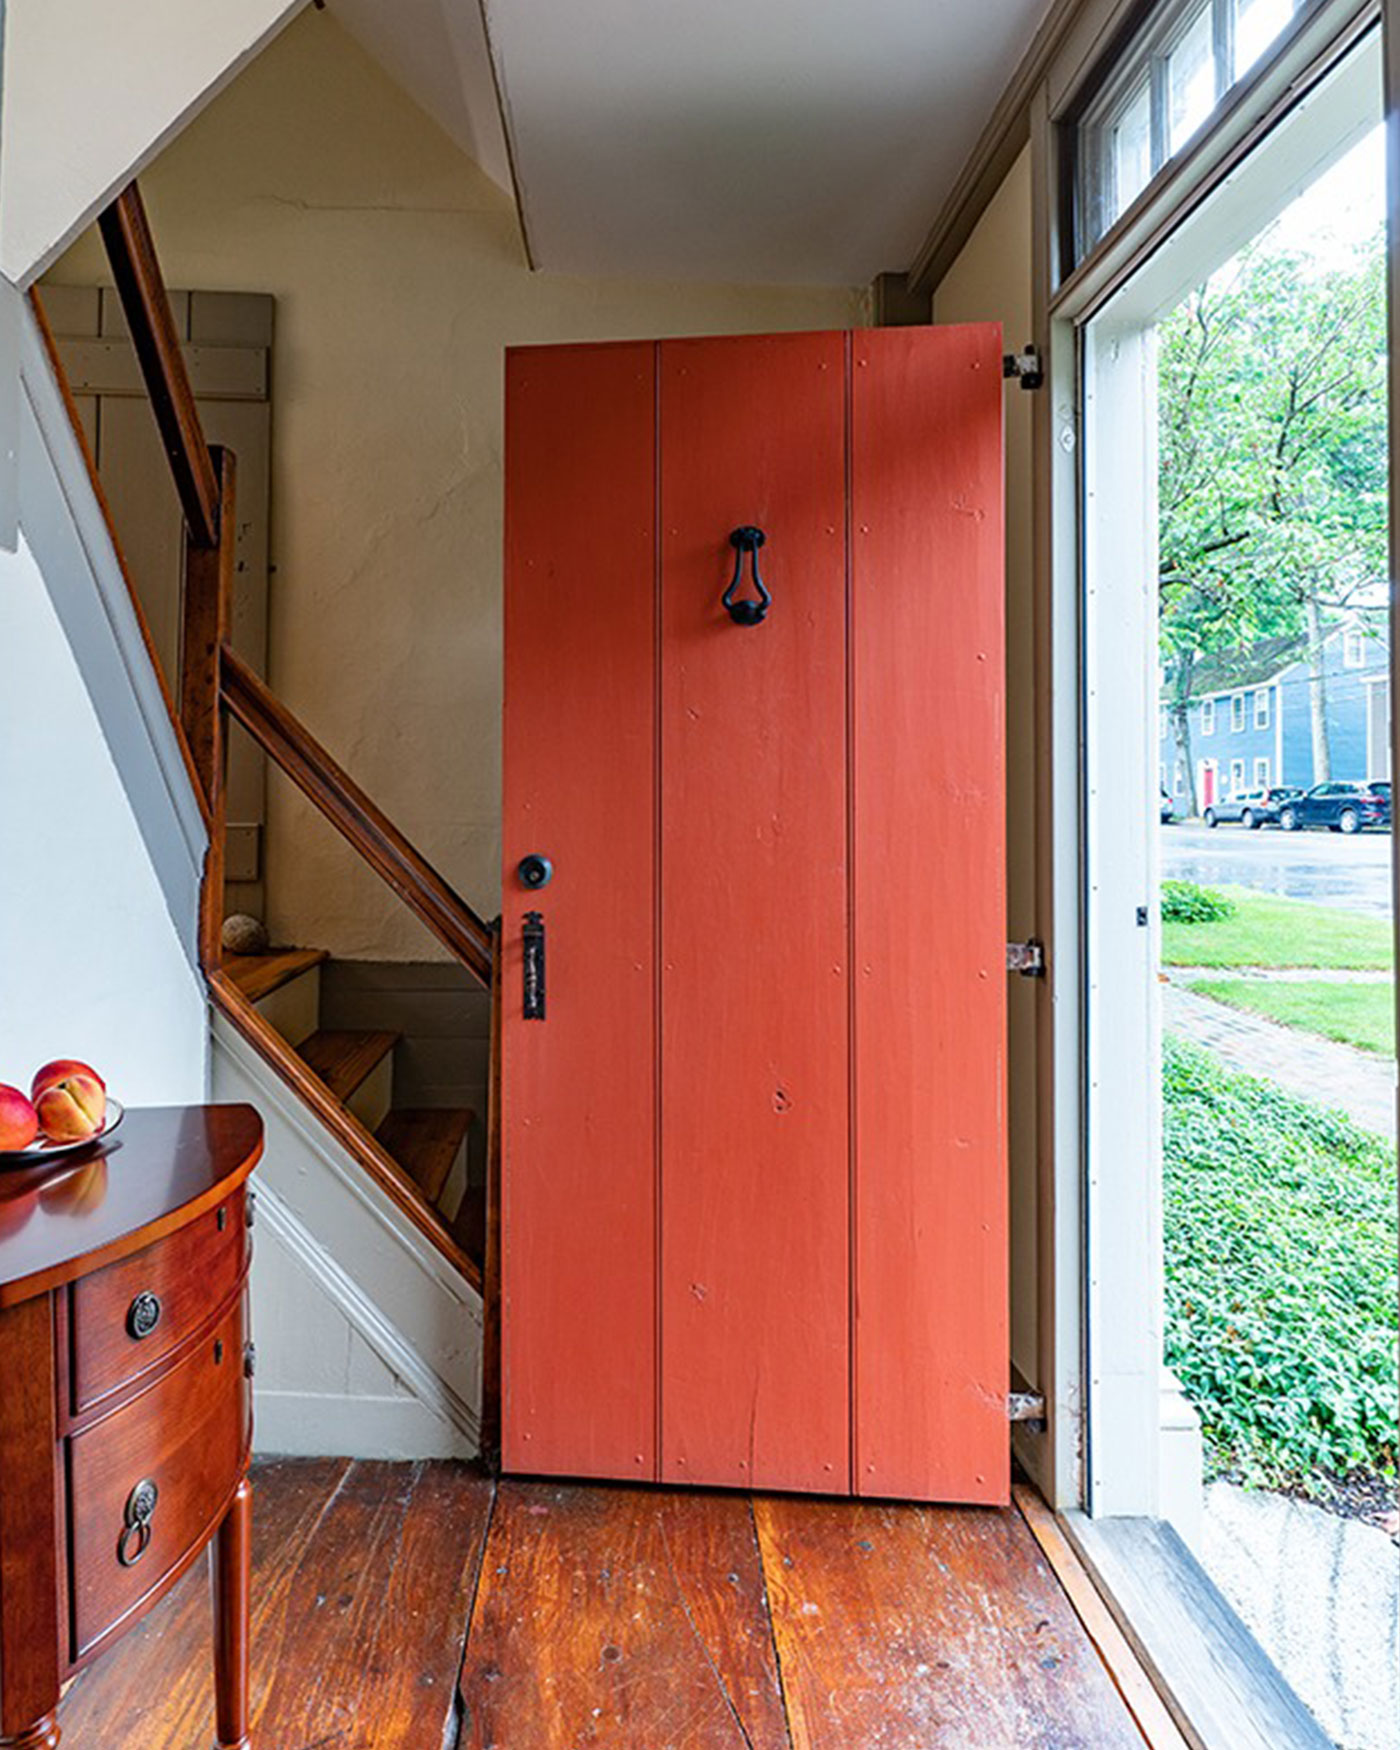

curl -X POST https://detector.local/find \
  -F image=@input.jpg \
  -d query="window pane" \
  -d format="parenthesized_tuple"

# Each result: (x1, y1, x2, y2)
(1168, 6, 1216, 154)
(1113, 79, 1154, 216)
(1235, 0, 1293, 78)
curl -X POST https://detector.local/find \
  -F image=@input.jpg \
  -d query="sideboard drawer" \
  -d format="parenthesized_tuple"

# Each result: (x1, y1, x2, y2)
(68, 1290, 250, 1659)
(69, 1187, 247, 1412)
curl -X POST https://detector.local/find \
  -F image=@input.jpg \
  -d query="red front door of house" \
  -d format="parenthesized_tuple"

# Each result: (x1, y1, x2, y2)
(501, 326, 1007, 1503)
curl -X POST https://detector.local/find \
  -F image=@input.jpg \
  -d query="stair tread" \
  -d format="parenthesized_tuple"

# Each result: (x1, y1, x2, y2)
(298, 1029, 399, 1104)
(376, 1107, 475, 1204)
(224, 948, 328, 1003)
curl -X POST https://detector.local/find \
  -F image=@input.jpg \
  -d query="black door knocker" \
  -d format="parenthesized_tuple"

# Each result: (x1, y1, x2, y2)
(722, 526, 771, 626)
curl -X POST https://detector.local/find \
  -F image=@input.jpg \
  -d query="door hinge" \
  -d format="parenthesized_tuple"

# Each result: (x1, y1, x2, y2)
(1002, 343, 1044, 390)
(1007, 1388, 1047, 1426)
(1006, 939, 1045, 977)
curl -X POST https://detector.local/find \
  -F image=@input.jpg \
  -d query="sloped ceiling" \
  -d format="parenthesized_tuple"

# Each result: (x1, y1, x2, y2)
(334, 0, 1055, 286)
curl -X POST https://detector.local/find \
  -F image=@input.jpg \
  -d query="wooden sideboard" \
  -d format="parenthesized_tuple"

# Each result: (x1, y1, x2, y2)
(0, 1105, 263, 1750)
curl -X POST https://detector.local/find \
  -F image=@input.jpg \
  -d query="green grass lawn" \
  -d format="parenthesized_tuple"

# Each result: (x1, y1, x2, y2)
(1163, 888, 1393, 970)
(1186, 978, 1396, 1056)
(1164, 1036, 1397, 1490)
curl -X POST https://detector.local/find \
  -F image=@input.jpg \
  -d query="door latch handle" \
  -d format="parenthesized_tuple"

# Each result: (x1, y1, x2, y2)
(522, 911, 546, 1020)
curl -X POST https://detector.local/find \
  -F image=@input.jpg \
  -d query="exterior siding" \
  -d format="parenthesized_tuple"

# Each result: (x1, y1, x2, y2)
(1160, 627, 1390, 812)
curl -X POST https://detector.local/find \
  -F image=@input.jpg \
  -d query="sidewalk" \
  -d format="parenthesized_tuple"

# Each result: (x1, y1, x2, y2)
(1161, 980, 1397, 1139)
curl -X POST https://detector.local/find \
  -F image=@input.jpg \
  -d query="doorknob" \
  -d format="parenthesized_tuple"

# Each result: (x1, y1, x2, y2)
(723, 526, 771, 626)
(518, 854, 553, 890)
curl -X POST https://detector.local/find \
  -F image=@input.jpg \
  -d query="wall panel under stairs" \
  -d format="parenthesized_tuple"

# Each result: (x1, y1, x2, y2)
(212, 1009, 482, 1459)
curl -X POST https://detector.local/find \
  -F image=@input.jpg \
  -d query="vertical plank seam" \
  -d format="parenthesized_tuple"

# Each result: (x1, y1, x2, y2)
(845, 330, 859, 1498)
(653, 340, 665, 1485)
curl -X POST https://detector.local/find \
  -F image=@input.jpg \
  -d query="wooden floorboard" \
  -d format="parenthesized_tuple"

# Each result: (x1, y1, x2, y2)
(459, 1481, 791, 1750)
(61, 1463, 1154, 1750)
(753, 1492, 1147, 1750)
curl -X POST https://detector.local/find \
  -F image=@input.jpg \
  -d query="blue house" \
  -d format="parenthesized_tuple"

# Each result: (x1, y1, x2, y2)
(1159, 613, 1391, 814)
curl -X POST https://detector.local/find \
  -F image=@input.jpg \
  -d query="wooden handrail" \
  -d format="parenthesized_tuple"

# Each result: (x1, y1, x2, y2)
(220, 646, 495, 986)
(98, 183, 221, 548)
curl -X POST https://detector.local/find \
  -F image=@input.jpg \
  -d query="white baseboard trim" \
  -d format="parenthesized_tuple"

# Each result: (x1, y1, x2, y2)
(253, 1389, 474, 1461)
(253, 1178, 481, 1454)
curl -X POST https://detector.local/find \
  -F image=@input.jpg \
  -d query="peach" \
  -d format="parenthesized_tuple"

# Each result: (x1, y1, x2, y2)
(30, 1059, 105, 1102)
(35, 1074, 106, 1143)
(0, 1085, 39, 1151)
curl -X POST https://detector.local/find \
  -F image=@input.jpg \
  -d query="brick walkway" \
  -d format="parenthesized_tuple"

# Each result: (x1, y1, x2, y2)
(1162, 981, 1397, 1140)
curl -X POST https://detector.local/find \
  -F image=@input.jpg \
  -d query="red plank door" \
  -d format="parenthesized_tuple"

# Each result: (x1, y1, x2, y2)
(502, 325, 1006, 1503)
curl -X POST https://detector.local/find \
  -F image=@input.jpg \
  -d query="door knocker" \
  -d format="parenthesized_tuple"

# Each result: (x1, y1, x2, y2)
(722, 526, 771, 626)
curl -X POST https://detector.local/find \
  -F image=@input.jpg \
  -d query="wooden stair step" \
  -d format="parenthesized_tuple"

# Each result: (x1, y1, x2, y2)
(223, 948, 328, 1003)
(375, 1108, 475, 1205)
(298, 1029, 399, 1105)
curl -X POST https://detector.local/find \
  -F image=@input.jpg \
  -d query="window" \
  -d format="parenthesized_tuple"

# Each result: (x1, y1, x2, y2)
(1201, 697, 1215, 735)
(1230, 758, 1246, 793)
(1254, 688, 1270, 729)
(1073, 0, 1307, 257)
(1344, 627, 1365, 668)
(1254, 756, 1270, 786)
(1230, 693, 1245, 732)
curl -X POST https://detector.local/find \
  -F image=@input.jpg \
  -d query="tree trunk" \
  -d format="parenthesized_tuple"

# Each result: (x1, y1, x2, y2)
(1304, 596, 1331, 784)
(1169, 653, 1198, 818)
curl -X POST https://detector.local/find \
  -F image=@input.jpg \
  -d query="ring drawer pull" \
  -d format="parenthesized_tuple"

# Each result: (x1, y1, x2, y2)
(126, 1292, 162, 1340)
(117, 1478, 159, 1567)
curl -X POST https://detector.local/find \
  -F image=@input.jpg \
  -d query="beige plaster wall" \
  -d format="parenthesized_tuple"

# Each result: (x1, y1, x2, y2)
(933, 147, 1039, 1384)
(50, 10, 867, 960)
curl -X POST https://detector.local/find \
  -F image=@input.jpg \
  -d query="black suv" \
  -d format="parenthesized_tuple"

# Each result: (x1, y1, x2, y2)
(1278, 782, 1391, 834)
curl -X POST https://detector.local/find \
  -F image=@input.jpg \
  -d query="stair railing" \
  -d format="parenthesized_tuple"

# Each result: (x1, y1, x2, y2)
(36, 181, 499, 1299)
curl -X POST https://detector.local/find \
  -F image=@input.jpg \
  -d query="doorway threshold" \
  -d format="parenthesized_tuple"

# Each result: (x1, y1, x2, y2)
(1058, 1509, 1333, 1750)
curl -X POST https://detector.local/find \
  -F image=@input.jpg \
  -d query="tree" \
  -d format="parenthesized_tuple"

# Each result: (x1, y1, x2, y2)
(1157, 232, 1387, 801)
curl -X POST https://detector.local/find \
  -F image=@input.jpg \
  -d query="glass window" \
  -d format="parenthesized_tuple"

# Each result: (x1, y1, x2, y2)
(1201, 697, 1216, 735)
(1236, 0, 1294, 77)
(1168, 5, 1217, 155)
(1254, 688, 1270, 728)
(1230, 758, 1246, 792)
(1255, 756, 1270, 785)
(1071, 0, 1306, 258)
(1344, 628, 1365, 668)
(1231, 693, 1245, 732)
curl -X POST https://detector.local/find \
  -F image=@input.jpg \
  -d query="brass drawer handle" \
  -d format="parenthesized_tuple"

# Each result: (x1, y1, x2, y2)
(117, 1478, 159, 1567)
(126, 1292, 162, 1340)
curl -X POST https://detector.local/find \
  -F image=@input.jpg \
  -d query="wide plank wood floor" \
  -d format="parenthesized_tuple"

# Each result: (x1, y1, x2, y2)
(61, 1459, 1149, 1749)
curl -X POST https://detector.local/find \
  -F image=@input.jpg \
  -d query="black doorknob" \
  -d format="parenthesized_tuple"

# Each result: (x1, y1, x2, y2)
(518, 854, 554, 890)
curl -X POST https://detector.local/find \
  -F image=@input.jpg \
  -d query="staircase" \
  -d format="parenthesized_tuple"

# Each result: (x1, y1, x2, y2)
(29, 181, 502, 1453)
(224, 951, 485, 1268)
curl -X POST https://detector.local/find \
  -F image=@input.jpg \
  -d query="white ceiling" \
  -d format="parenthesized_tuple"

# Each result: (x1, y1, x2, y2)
(334, 0, 1054, 287)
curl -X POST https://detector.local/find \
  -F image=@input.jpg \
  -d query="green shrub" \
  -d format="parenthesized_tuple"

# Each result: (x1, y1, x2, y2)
(1163, 1036, 1397, 1491)
(1162, 879, 1238, 923)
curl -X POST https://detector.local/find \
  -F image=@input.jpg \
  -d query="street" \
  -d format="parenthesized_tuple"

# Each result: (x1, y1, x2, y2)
(1162, 821, 1394, 916)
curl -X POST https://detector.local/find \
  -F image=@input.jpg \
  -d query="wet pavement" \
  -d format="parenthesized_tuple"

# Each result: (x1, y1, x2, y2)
(1162, 822, 1393, 916)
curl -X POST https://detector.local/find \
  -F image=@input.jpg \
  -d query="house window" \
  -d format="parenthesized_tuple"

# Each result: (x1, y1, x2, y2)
(1230, 693, 1245, 732)
(1254, 688, 1270, 729)
(1254, 756, 1270, 786)
(1344, 627, 1365, 668)
(1201, 698, 1215, 735)
(1230, 758, 1246, 794)
(1071, 0, 1304, 259)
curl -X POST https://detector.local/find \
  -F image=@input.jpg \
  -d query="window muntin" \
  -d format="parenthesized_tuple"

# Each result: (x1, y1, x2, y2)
(1254, 688, 1270, 729)
(1254, 756, 1270, 785)
(1073, 0, 1308, 258)
(1201, 697, 1215, 734)
(1230, 757, 1246, 792)
(1230, 693, 1245, 732)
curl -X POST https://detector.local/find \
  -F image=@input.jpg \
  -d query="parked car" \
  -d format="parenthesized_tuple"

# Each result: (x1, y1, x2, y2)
(1203, 786, 1302, 830)
(1278, 781, 1392, 834)
(1160, 786, 1175, 824)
